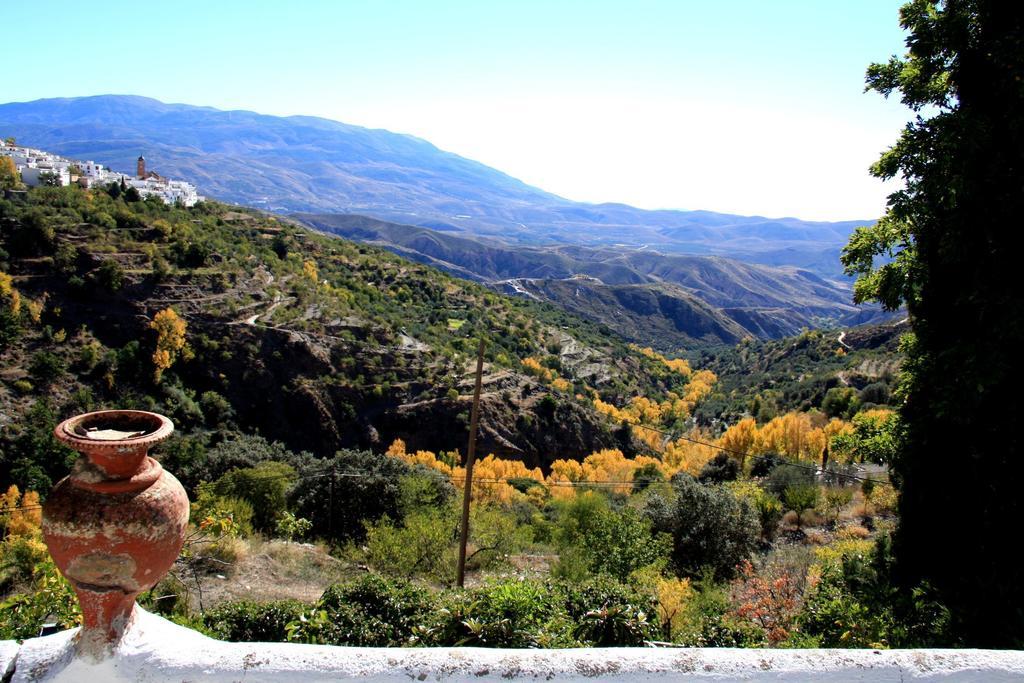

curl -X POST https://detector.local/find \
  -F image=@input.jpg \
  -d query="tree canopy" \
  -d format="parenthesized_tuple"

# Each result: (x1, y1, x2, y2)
(842, 0, 1024, 647)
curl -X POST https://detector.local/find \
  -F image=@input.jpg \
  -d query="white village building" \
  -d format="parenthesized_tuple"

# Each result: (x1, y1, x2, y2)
(0, 144, 203, 206)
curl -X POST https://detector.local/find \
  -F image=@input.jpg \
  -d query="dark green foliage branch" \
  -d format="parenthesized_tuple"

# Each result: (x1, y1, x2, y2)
(841, 0, 1024, 646)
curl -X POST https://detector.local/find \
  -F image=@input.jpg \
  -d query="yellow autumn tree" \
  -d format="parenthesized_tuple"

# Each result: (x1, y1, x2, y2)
(753, 411, 847, 462)
(551, 377, 572, 392)
(546, 459, 583, 498)
(683, 369, 717, 407)
(662, 429, 718, 476)
(0, 157, 19, 190)
(385, 439, 454, 476)
(0, 271, 21, 315)
(302, 259, 319, 284)
(149, 307, 190, 382)
(718, 417, 758, 470)
(521, 357, 555, 383)
(634, 345, 692, 377)
(454, 455, 543, 505)
(0, 485, 42, 537)
(654, 575, 695, 640)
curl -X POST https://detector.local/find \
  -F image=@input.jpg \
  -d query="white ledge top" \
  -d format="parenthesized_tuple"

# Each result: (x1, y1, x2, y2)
(4, 608, 1024, 682)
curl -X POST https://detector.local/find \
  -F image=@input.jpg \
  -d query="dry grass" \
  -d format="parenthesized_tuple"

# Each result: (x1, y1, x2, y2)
(837, 524, 871, 540)
(179, 538, 359, 611)
(803, 529, 828, 546)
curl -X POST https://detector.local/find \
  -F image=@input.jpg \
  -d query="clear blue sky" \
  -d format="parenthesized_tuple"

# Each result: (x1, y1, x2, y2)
(4, 1, 912, 220)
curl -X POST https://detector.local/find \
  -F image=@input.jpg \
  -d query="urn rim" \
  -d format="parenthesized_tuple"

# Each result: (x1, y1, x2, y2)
(54, 410, 174, 452)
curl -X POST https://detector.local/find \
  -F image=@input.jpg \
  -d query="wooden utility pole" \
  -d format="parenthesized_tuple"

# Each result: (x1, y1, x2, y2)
(456, 338, 486, 588)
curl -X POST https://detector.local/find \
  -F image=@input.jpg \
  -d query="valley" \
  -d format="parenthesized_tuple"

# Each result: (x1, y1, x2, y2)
(297, 212, 893, 349)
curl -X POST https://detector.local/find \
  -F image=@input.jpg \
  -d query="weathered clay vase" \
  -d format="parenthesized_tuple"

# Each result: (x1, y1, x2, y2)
(42, 410, 188, 656)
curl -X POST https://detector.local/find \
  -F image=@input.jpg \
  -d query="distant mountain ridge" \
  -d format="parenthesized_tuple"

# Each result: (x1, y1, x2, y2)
(296, 213, 891, 348)
(0, 95, 870, 277)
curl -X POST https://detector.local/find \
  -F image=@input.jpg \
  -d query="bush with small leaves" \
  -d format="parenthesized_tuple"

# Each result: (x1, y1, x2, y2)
(0, 559, 80, 640)
(798, 537, 952, 648)
(423, 578, 570, 648)
(288, 575, 433, 647)
(204, 599, 307, 643)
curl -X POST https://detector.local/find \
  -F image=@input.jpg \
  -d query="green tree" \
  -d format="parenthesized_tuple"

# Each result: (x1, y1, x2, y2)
(841, 0, 1024, 646)
(645, 474, 758, 580)
(211, 461, 296, 533)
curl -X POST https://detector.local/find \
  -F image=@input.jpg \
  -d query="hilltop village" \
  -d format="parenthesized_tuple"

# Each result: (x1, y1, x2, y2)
(0, 142, 201, 206)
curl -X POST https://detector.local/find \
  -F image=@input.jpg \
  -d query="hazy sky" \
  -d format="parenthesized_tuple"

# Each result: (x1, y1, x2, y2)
(3, 1, 912, 221)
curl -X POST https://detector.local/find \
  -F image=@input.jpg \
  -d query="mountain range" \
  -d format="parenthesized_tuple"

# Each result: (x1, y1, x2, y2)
(0, 96, 869, 273)
(0, 94, 886, 347)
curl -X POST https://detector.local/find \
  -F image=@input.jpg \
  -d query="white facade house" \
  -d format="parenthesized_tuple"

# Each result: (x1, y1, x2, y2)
(0, 144, 203, 206)
(19, 165, 71, 187)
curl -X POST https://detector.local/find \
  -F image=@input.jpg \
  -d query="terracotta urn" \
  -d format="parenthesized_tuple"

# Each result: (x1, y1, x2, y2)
(42, 410, 189, 656)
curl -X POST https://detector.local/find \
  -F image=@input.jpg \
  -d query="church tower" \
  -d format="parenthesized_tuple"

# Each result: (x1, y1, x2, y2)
(137, 155, 146, 179)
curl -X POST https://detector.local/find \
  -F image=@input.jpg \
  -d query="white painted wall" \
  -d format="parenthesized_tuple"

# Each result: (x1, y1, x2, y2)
(4, 608, 1024, 682)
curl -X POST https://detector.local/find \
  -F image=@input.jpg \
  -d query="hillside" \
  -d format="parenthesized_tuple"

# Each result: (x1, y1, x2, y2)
(0, 95, 869, 277)
(0, 184, 728, 485)
(297, 213, 892, 348)
(0, 186, 914, 653)
(694, 321, 906, 425)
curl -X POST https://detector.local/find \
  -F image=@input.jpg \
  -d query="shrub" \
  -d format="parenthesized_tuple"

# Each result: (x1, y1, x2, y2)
(646, 474, 759, 580)
(467, 503, 532, 570)
(179, 433, 306, 491)
(199, 390, 234, 427)
(821, 387, 860, 419)
(559, 575, 656, 624)
(858, 382, 890, 405)
(290, 449, 453, 545)
(573, 603, 655, 646)
(0, 534, 49, 589)
(289, 575, 433, 647)
(750, 452, 784, 478)
(211, 461, 296, 533)
(632, 462, 666, 492)
(821, 487, 854, 524)
(752, 491, 783, 541)
(799, 537, 952, 648)
(728, 559, 805, 645)
(28, 351, 66, 386)
(191, 484, 255, 536)
(782, 484, 820, 515)
(764, 462, 816, 498)
(204, 599, 307, 642)
(91, 259, 124, 292)
(838, 524, 871, 540)
(698, 453, 739, 484)
(559, 503, 671, 582)
(422, 579, 569, 648)
(0, 560, 80, 640)
(363, 509, 456, 582)
(275, 511, 312, 542)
